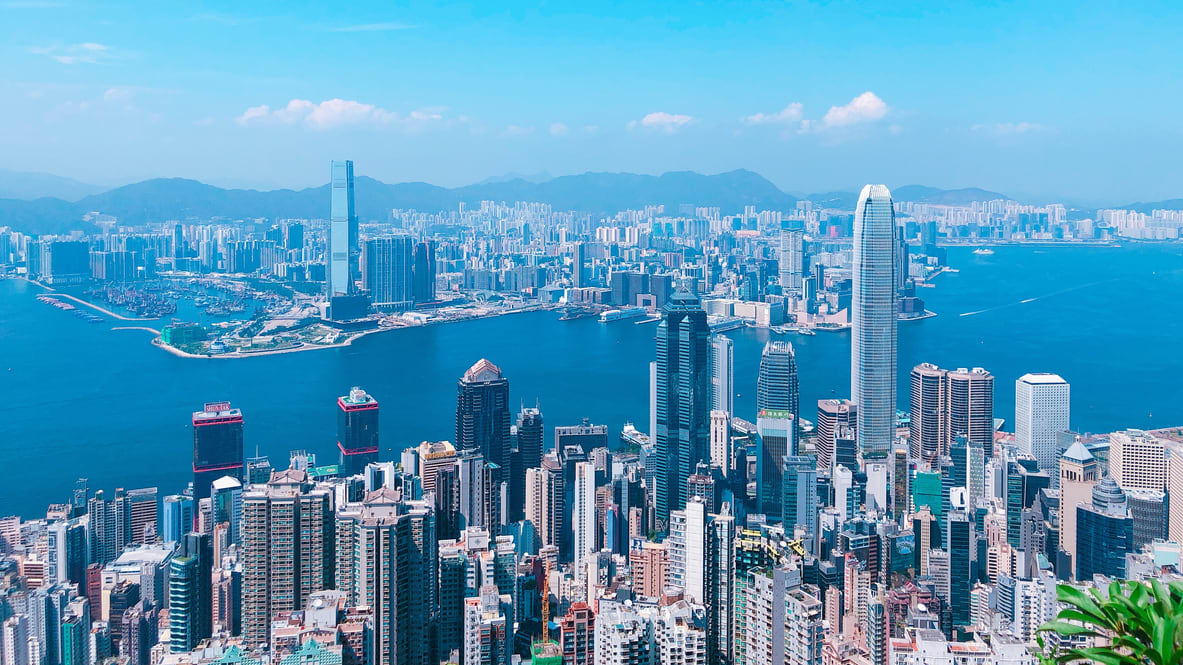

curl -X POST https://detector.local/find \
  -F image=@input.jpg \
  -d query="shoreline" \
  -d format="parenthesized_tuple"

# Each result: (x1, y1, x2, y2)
(152, 303, 556, 360)
(25, 280, 159, 322)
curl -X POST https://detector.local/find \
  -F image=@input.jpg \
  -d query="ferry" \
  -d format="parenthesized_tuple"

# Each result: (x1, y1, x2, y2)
(972, 247, 995, 256)
(600, 306, 649, 323)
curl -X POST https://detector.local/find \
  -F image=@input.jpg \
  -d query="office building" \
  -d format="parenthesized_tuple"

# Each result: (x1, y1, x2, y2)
(1075, 477, 1132, 580)
(1015, 374, 1070, 477)
(1058, 441, 1099, 571)
(456, 359, 512, 471)
(338, 387, 380, 476)
(516, 407, 544, 474)
(363, 235, 414, 312)
(168, 533, 212, 652)
(756, 410, 796, 520)
(654, 288, 711, 529)
(192, 402, 244, 501)
(555, 420, 608, 456)
(126, 488, 158, 546)
(1127, 489, 1168, 551)
(161, 495, 194, 544)
(816, 399, 855, 472)
(1109, 429, 1166, 492)
(327, 160, 359, 300)
(412, 240, 436, 303)
(240, 470, 335, 646)
(851, 184, 898, 458)
(756, 341, 799, 437)
(709, 335, 734, 416)
(709, 411, 731, 475)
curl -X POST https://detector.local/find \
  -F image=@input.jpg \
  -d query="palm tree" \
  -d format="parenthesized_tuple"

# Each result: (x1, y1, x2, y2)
(1037, 579, 1183, 665)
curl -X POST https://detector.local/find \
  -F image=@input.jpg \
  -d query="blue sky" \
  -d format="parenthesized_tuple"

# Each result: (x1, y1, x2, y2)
(2, 1, 1181, 204)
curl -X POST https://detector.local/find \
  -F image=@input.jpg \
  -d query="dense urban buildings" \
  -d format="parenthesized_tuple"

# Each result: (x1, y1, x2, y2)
(2, 170, 1179, 665)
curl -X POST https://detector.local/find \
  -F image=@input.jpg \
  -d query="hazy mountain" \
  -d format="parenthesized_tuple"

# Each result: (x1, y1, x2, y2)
(807, 185, 1011, 210)
(0, 168, 104, 202)
(474, 171, 554, 185)
(0, 169, 798, 234)
(892, 185, 1010, 205)
(1118, 198, 1183, 214)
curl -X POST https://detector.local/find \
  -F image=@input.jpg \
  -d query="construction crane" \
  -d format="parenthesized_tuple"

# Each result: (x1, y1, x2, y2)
(540, 558, 551, 642)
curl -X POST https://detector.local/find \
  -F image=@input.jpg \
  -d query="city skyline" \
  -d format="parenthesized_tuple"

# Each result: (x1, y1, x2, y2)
(3, 2, 1183, 203)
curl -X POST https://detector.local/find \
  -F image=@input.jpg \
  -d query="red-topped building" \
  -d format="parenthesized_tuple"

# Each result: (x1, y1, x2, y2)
(192, 401, 243, 500)
(338, 387, 379, 475)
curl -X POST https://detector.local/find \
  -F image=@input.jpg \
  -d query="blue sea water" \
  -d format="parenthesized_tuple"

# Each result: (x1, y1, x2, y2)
(1, 244, 1181, 517)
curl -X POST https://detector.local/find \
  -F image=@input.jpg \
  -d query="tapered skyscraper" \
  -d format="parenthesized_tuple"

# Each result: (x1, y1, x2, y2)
(654, 288, 711, 530)
(327, 160, 358, 299)
(756, 341, 799, 421)
(851, 184, 897, 459)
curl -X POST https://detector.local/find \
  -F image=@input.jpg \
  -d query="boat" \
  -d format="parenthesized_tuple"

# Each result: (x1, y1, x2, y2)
(972, 248, 995, 255)
(599, 306, 649, 323)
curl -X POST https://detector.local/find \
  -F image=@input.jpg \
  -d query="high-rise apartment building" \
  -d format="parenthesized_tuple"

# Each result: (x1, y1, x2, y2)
(240, 470, 334, 646)
(851, 184, 898, 459)
(909, 363, 947, 463)
(1015, 373, 1070, 477)
(412, 240, 437, 304)
(654, 289, 711, 529)
(947, 367, 995, 456)
(337, 387, 380, 476)
(192, 402, 244, 501)
(336, 489, 437, 665)
(709, 411, 731, 476)
(525, 455, 564, 551)
(168, 533, 212, 652)
(573, 462, 597, 567)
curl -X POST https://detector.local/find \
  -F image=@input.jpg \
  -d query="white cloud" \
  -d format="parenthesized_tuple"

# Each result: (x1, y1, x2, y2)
(972, 121, 1042, 135)
(328, 22, 417, 32)
(235, 98, 449, 130)
(501, 125, 534, 137)
(30, 42, 114, 65)
(549, 122, 569, 136)
(628, 111, 693, 133)
(103, 86, 131, 102)
(820, 91, 888, 128)
(743, 102, 803, 125)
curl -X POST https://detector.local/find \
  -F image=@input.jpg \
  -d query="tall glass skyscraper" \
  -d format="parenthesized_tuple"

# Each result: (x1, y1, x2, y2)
(455, 359, 512, 471)
(327, 160, 358, 299)
(756, 341, 799, 422)
(363, 236, 414, 312)
(851, 184, 898, 459)
(654, 289, 710, 530)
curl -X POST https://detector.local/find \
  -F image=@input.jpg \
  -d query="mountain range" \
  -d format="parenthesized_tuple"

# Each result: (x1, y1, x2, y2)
(2, 167, 1171, 236)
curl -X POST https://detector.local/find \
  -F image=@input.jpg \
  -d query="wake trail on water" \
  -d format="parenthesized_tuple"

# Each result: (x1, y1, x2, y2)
(959, 278, 1121, 318)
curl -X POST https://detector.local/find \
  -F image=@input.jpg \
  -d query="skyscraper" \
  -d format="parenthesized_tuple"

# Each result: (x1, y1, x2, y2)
(946, 367, 995, 456)
(755, 410, 796, 520)
(240, 470, 334, 646)
(851, 184, 897, 459)
(1075, 477, 1132, 580)
(1058, 440, 1099, 571)
(709, 411, 731, 475)
(456, 359, 512, 471)
(1015, 373, 1070, 476)
(654, 288, 711, 529)
(1108, 428, 1166, 492)
(412, 240, 437, 303)
(336, 489, 438, 665)
(815, 399, 856, 472)
(192, 402, 244, 501)
(709, 335, 734, 416)
(516, 406, 544, 472)
(337, 387, 380, 475)
(779, 220, 805, 292)
(363, 236, 415, 312)
(168, 533, 212, 652)
(909, 363, 947, 463)
(326, 160, 358, 300)
(756, 341, 799, 430)
(573, 461, 597, 567)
